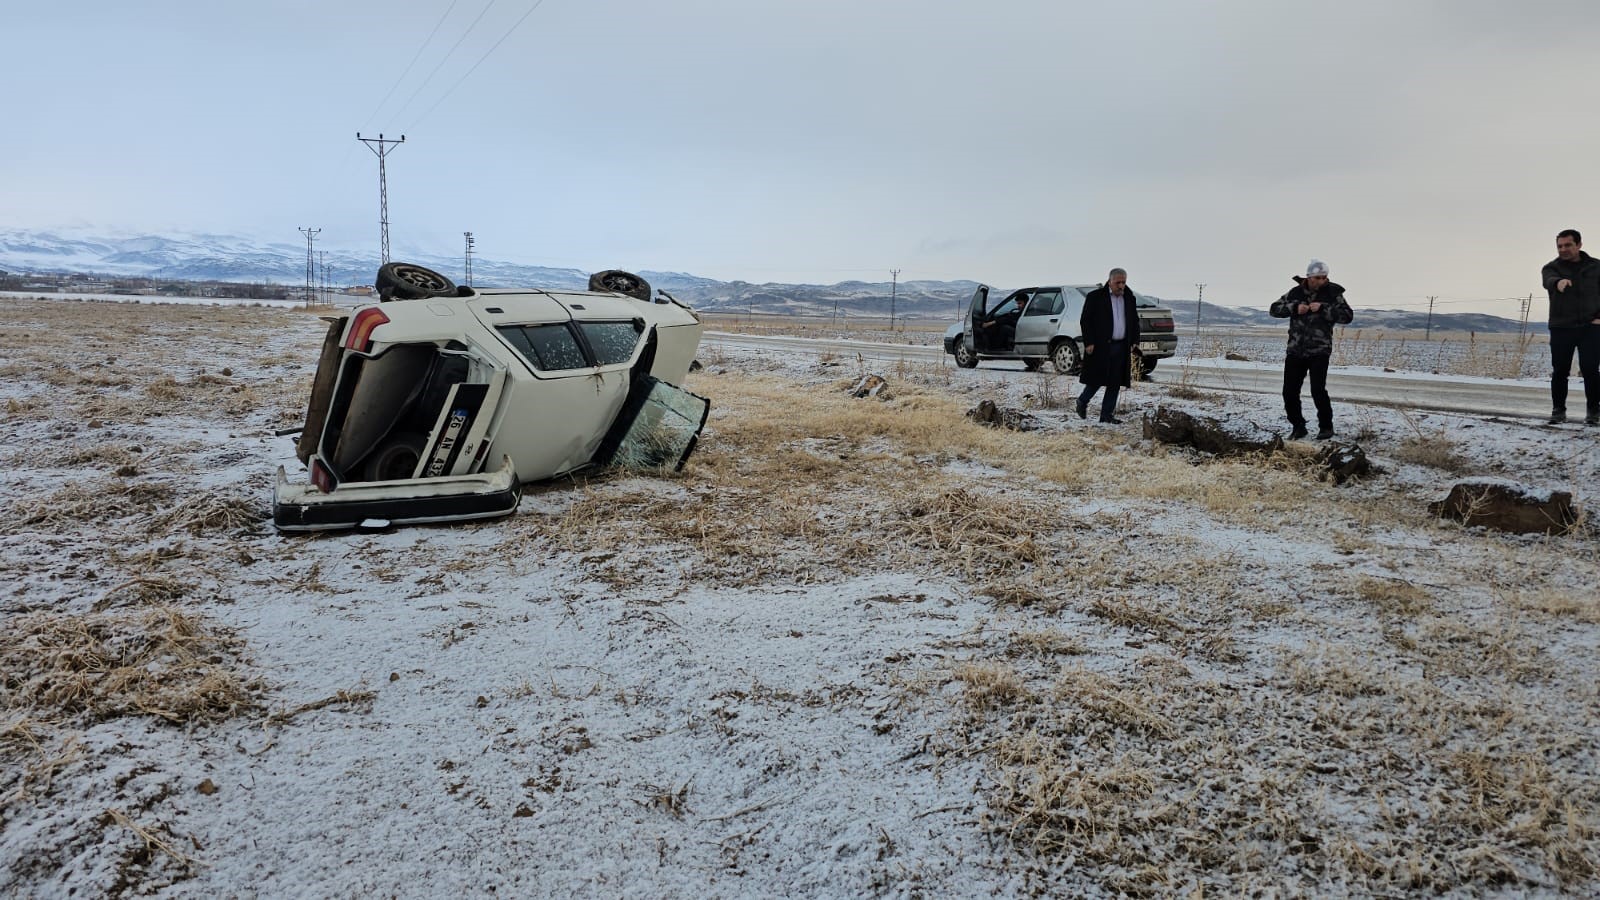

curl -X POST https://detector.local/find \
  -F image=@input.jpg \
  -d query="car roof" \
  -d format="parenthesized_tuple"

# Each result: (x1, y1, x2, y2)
(474, 289, 649, 320)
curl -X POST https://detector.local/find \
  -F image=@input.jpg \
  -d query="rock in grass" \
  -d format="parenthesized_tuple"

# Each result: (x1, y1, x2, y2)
(967, 399, 1038, 431)
(1142, 406, 1282, 456)
(848, 373, 891, 400)
(1428, 479, 1578, 534)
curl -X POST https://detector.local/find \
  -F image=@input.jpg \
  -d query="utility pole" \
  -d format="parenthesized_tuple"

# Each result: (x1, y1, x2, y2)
(463, 231, 475, 287)
(1194, 283, 1205, 335)
(1425, 295, 1437, 339)
(298, 227, 320, 307)
(889, 268, 901, 331)
(356, 132, 405, 263)
(319, 250, 328, 306)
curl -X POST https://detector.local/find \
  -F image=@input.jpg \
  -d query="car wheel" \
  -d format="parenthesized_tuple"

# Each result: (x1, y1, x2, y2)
(362, 431, 427, 482)
(588, 269, 652, 302)
(1138, 355, 1158, 380)
(953, 341, 979, 369)
(1051, 339, 1082, 375)
(377, 262, 457, 301)
(1023, 358, 1042, 372)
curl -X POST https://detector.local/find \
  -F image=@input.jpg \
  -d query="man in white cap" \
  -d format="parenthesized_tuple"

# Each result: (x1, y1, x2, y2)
(1269, 259, 1354, 440)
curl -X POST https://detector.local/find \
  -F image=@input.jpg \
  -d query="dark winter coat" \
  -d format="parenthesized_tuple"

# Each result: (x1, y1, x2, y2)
(1540, 251, 1600, 329)
(1269, 277, 1354, 358)
(1078, 286, 1141, 388)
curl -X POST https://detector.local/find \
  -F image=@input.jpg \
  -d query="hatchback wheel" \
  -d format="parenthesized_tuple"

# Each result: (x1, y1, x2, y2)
(1051, 340, 1082, 375)
(588, 269, 653, 301)
(377, 262, 457, 301)
(953, 341, 979, 368)
(362, 431, 427, 482)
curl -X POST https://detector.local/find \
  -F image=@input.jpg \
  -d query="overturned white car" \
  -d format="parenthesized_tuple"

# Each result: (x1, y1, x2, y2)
(274, 263, 709, 531)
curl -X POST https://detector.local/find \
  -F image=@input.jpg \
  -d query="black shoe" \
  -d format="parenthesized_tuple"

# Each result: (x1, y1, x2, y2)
(1316, 426, 1334, 440)
(1587, 410, 1599, 426)
(1289, 425, 1308, 440)
(1099, 416, 1124, 425)
(1075, 398, 1088, 420)
(1549, 410, 1567, 424)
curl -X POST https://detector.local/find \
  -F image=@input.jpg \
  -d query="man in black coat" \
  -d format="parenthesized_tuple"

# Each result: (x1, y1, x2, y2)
(1076, 268, 1141, 424)
(1269, 258, 1355, 440)
(1539, 228, 1600, 425)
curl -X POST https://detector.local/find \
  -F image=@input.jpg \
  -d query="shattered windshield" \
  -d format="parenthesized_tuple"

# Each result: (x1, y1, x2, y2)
(606, 379, 711, 471)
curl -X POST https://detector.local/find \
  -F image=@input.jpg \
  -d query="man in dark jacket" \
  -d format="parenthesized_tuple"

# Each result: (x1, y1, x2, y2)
(1269, 259, 1355, 440)
(1539, 228, 1600, 425)
(1076, 268, 1141, 424)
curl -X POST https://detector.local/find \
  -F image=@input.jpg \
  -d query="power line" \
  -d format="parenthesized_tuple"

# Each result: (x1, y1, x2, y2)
(889, 268, 900, 330)
(389, 0, 501, 124)
(356, 133, 406, 263)
(410, 0, 548, 129)
(298, 227, 320, 307)
(359, 0, 464, 131)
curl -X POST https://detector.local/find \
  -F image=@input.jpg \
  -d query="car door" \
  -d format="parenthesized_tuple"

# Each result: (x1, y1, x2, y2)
(1014, 288, 1063, 358)
(962, 284, 989, 355)
(979, 292, 1027, 353)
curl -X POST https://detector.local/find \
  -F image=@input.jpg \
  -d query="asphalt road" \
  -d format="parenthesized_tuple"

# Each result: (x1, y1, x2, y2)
(704, 331, 1553, 421)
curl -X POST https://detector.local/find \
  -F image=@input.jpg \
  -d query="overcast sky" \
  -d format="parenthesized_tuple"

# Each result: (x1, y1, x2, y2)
(6, 0, 1597, 314)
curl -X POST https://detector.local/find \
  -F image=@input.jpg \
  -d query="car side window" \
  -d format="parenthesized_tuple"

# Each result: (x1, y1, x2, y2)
(578, 320, 644, 366)
(1023, 290, 1063, 317)
(497, 324, 589, 371)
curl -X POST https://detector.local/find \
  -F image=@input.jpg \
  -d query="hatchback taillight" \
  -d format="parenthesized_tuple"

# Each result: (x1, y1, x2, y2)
(1146, 317, 1174, 331)
(344, 308, 391, 352)
(311, 459, 337, 493)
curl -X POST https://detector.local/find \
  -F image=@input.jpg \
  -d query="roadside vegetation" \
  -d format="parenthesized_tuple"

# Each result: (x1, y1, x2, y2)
(1, 297, 1595, 896)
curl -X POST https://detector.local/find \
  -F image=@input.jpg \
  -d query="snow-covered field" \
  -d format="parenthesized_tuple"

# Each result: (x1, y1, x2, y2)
(2, 297, 1597, 897)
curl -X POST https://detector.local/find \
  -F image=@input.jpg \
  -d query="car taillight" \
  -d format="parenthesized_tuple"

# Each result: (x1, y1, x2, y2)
(1147, 317, 1174, 331)
(344, 308, 391, 352)
(311, 459, 337, 493)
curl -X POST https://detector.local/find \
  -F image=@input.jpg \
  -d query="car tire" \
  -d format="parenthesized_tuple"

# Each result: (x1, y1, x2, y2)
(953, 341, 979, 369)
(377, 262, 457, 301)
(588, 269, 652, 302)
(1138, 355, 1158, 380)
(362, 431, 428, 482)
(1023, 358, 1042, 372)
(1051, 339, 1082, 375)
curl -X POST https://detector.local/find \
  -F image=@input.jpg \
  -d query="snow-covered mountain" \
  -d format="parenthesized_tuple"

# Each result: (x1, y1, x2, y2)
(0, 227, 1529, 331)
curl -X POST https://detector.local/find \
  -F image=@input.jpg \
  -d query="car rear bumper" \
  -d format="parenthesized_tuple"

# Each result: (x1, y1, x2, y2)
(273, 455, 521, 532)
(1139, 336, 1178, 359)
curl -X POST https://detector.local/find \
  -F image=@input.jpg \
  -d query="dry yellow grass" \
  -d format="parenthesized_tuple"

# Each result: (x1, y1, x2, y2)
(0, 606, 258, 726)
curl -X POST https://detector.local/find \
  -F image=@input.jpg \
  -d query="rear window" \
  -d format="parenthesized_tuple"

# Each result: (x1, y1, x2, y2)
(498, 324, 588, 371)
(579, 320, 644, 366)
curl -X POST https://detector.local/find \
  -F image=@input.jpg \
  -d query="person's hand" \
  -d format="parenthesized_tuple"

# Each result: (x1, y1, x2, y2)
(1558, 278, 1573, 292)
(1308, 301, 1323, 313)
(1084, 344, 1095, 355)
(1296, 302, 1310, 315)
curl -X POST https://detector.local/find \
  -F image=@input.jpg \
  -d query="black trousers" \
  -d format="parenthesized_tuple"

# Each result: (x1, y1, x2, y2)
(1078, 340, 1127, 421)
(1283, 353, 1332, 429)
(1549, 324, 1600, 413)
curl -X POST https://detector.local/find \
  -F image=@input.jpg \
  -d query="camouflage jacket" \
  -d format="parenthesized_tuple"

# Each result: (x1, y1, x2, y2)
(1270, 277, 1354, 358)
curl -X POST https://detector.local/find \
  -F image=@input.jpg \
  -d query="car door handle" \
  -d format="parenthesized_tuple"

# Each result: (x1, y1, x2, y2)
(1048, 318, 1058, 323)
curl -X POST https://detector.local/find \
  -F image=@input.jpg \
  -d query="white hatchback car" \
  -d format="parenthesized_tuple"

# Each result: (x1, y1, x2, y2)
(274, 263, 708, 531)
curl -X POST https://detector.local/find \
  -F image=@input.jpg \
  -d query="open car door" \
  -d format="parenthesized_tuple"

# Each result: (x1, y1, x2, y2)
(963, 284, 989, 355)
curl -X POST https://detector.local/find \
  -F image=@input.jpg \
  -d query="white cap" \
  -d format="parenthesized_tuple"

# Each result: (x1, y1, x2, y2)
(1306, 259, 1329, 277)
